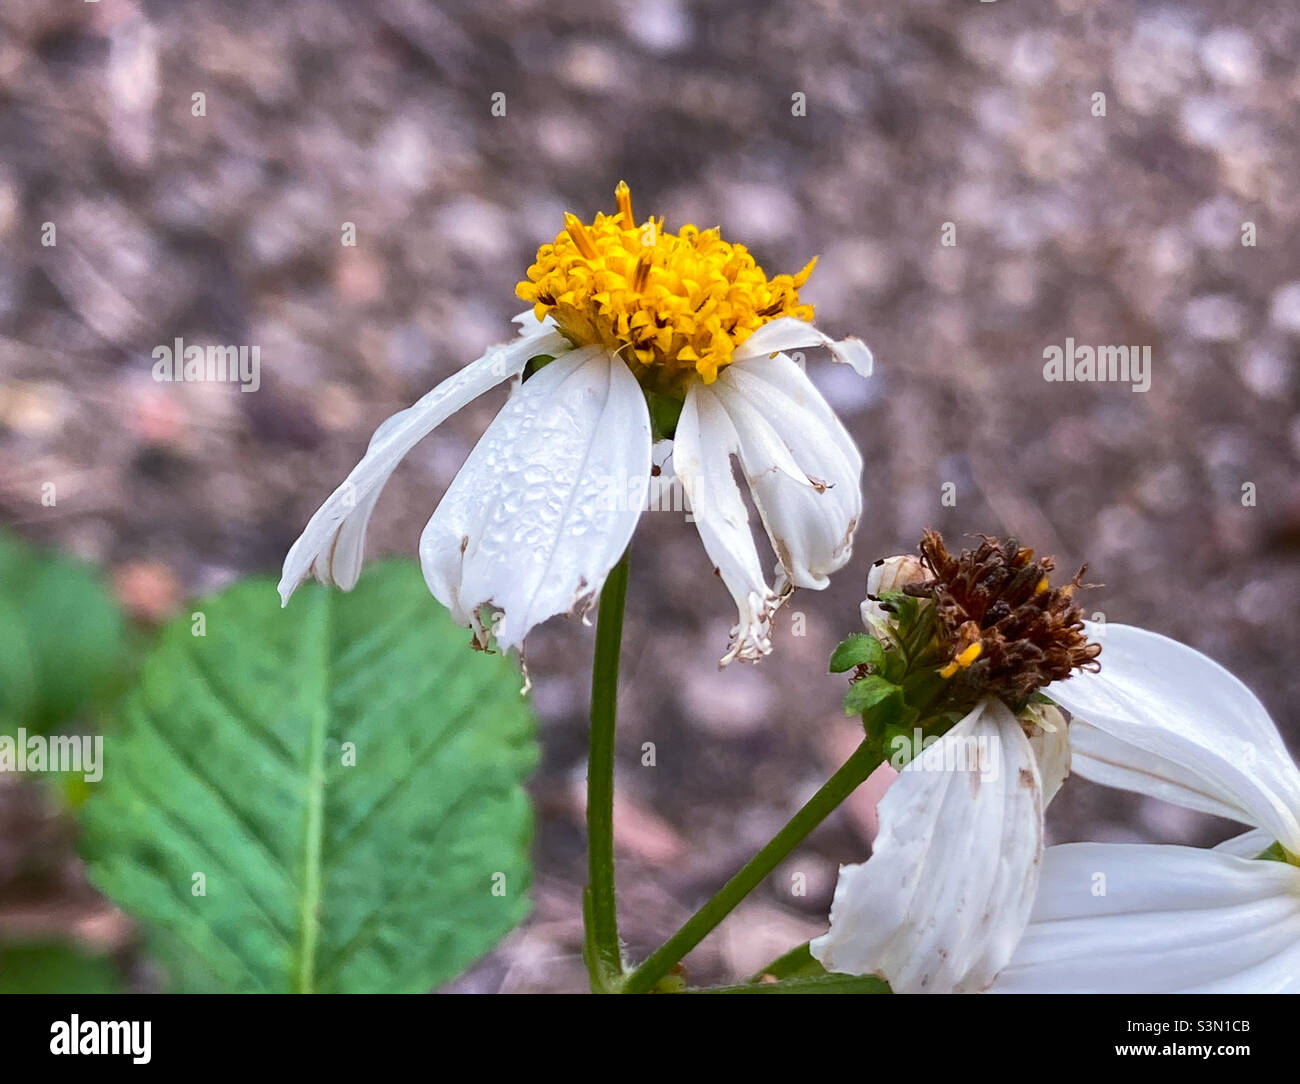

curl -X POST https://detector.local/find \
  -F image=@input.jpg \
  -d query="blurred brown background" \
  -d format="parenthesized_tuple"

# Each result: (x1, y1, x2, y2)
(0, 0, 1297, 991)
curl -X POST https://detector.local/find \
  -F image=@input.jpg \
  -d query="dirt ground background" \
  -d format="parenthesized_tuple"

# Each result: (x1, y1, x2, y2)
(1, 0, 1298, 992)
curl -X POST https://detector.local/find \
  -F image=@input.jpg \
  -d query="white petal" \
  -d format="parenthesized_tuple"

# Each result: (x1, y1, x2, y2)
(279, 327, 569, 601)
(512, 308, 558, 335)
(811, 698, 1044, 993)
(860, 555, 928, 640)
(708, 377, 817, 489)
(726, 350, 863, 474)
(865, 555, 928, 599)
(860, 598, 891, 642)
(992, 842, 1300, 993)
(733, 316, 873, 378)
(674, 383, 778, 665)
(419, 347, 651, 652)
(1214, 827, 1275, 857)
(1049, 624, 1300, 854)
(1070, 722, 1259, 829)
(712, 355, 862, 589)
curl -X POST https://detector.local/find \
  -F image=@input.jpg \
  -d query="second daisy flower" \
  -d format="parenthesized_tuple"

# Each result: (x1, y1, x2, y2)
(280, 183, 872, 664)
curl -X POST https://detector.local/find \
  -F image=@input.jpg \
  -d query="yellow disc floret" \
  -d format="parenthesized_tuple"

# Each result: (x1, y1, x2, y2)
(516, 181, 816, 387)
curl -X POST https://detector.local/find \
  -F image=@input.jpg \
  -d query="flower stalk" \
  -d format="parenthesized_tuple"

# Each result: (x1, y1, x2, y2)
(584, 548, 631, 992)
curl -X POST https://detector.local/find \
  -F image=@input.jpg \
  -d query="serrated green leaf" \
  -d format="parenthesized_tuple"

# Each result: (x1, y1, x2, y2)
(80, 560, 537, 993)
(844, 675, 899, 716)
(0, 942, 123, 994)
(829, 634, 885, 674)
(0, 592, 38, 726)
(0, 533, 126, 733)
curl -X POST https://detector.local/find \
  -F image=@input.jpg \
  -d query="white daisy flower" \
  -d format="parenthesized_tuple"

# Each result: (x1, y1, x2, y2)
(812, 531, 1100, 992)
(279, 183, 871, 663)
(991, 623, 1300, 993)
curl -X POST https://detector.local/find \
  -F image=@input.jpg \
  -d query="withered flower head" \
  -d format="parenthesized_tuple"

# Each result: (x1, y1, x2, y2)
(901, 528, 1101, 709)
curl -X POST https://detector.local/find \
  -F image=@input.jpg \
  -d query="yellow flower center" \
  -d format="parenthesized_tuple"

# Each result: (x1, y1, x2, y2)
(516, 181, 816, 387)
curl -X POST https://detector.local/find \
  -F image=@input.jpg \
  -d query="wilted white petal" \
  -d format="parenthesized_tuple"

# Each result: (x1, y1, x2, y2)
(811, 698, 1044, 993)
(733, 316, 874, 378)
(992, 843, 1300, 993)
(279, 327, 568, 601)
(726, 350, 863, 476)
(714, 353, 862, 588)
(1049, 624, 1300, 854)
(708, 377, 817, 489)
(674, 383, 778, 665)
(420, 347, 651, 652)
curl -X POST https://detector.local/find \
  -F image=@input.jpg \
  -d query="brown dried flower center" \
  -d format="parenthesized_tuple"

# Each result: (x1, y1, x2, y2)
(904, 528, 1101, 707)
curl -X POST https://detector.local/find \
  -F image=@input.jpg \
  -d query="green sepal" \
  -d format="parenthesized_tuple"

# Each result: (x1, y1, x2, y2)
(876, 695, 921, 737)
(522, 354, 556, 382)
(647, 391, 685, 442)
(900, 668, 946, 712)
(875, 590, 920, 635)
(881, 646, 909, 684)
(1255, 840, 1296, 865)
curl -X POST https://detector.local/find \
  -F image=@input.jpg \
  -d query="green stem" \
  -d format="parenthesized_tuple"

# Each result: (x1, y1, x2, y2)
(585, 548, 631, 992)
(622, 738, 885, 993)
